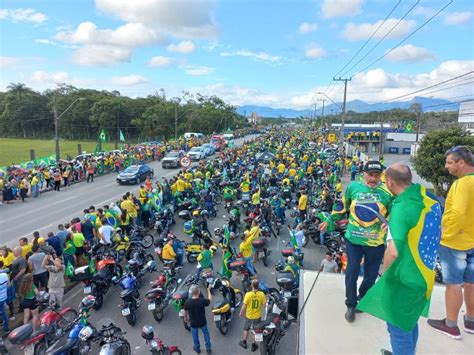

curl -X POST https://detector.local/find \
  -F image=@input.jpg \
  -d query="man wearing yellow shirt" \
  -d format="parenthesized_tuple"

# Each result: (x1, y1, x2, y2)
(251, 188, 260, 206)
(239, 221, 260, 276)
(175, 176, 187, 193)
(277, 163, 286, 175)
(31, 174, 40, 198)
(239, 279, 267, 351)
(428, 146, 474, 337)
(162, 239, 177, 262)
(120, 195, 138, 226)
(19, 238, 33, 258)
(298, 189, 308, 220)
(288, 168, 296, 178)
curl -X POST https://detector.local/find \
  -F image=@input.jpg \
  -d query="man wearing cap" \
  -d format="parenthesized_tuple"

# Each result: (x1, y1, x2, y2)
(320, 160, 393, 323)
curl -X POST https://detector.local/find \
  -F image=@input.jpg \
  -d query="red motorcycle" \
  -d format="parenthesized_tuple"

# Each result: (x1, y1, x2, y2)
(142, 325, 182, 354)
(8, 296, 77, 355)
(229, 259, 252, 292)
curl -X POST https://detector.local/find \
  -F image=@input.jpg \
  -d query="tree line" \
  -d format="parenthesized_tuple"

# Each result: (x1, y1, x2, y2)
(0, 83, 249, 142)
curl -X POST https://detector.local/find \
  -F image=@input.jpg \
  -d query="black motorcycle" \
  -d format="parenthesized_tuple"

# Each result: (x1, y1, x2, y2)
(116, 273, 141, 326)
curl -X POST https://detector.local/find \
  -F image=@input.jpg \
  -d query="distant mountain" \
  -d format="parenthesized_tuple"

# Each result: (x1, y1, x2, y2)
(236, 96, 461, 118)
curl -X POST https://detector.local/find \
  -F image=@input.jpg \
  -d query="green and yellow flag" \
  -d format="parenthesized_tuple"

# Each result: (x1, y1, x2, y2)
(357, 184, 442, 331)
(99, 129, 106, 143)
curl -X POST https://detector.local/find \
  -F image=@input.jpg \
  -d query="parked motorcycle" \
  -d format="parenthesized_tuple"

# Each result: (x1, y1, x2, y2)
(8, 293, 77, 355)
(228, 259, 252, 292)
(116, 273, 141, 326)
(127, 251, 156, 289)
(252, 235, 271, 267)
(141, 325, 182, 355)
(211, 278, 243, 335)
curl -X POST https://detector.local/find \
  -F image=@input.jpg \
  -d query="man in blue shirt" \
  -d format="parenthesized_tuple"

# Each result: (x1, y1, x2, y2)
(0, 271, 10, 333)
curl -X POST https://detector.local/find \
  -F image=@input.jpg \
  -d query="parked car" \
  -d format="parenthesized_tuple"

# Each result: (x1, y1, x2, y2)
(187, 147, 205, 161)
(161, 151, 181, 169)
(117, 165, 154, 185)
(201, 143, 215, 156)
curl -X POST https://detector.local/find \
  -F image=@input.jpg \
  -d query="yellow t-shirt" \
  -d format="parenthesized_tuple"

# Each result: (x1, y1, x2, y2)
(288, 168, 296, 177)
(441, 174, 474, 250)
(298, 194, 308, 211)
(176, 179, 187, 192)
(277, 163, 286, 174)
(162, 244, 176, 260)
(0, 253, 15, 268)
(120, 199, 137, 218)
(251, 191, 260, 205)
(239, 226, 260, 258)
(21, 243, 33, 258)
(243, 291, 266, 319)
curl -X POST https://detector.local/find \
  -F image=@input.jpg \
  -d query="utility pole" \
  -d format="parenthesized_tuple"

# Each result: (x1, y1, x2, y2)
(379, 114, 384, 157)
(415, 110, 421, 143)
(174, 102, 178, 140)
(333, 77, 351, 140)
(318, 98, 326, 129)
(53, 96, 60, 161)
(116, 106, 120, 149)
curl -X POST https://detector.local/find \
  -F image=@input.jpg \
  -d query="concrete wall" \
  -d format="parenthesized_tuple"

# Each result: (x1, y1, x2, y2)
(383, 140, 413, 155)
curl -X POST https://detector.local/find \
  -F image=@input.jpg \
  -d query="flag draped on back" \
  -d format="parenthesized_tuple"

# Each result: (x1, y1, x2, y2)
(357, 184, 442, 331)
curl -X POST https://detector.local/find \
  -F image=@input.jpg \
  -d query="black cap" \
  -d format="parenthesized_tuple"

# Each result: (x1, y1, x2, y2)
(364, 160, 383, 173)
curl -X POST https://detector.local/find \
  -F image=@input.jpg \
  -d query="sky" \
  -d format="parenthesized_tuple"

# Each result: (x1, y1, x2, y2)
(0, 0, 473, 109)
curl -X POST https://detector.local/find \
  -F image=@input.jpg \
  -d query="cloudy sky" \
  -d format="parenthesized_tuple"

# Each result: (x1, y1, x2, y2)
(1, 0, 473, 108)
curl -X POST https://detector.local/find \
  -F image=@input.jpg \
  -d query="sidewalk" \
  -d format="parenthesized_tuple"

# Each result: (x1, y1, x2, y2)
(298, 271, 473, 355)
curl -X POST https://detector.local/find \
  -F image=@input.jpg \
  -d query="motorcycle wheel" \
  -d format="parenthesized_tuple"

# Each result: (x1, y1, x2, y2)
(214, 195, 223, 205)
(217, 318, 229, 335)
(34, 342, 47, 355)
(259, 340, 268, 355)
(262, 250, 268, 267)
(234, 291, 243, 308)
(126, 312, 137, 326)
(93, 294, 104, 310)
(187, 254, 198, 264)
(141, 234, 154, 249)
(153, 306, 164, 322)
(167, 278, 179, 294)
(122, 340, 132, 355)
(325, 239, 340, 253)
(302, 235, 309, 247)
(136, 276, 143, 289)
(183, 317, 191, 331)
(169, 350, 182, 355)
(58, 309, 79, 332)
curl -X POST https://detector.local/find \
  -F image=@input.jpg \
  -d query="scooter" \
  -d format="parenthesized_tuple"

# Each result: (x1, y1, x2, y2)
(141, 325, 182, 355)
(211, 278, 243, 335)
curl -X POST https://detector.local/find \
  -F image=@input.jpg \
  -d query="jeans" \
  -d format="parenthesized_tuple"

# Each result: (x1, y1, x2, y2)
(31, 185, 39, 198)
(387, 322, 418, 355)
(345, 240, 385, 308)
(0, 300, 9, 331)
(191, 325, 211, 352)
(176, 252, 184, 267)
(244, 257, 257, 276)
(319, 231, 326, 246)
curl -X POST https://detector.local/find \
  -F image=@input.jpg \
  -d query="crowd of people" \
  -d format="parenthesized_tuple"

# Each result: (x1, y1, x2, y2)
(1, 125, 472, 355)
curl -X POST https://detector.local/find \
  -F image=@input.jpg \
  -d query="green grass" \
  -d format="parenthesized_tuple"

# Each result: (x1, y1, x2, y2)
(0, 138, 118, 166)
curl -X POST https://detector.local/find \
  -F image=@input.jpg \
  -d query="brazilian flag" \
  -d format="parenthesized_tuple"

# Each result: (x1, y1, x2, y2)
(99, 129, 106, 143)
(357, 184, 442, 331)
(405, 121, 414, 133)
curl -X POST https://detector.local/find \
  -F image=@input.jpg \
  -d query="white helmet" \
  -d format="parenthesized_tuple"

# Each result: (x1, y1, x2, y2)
(287, 256, 295, 264)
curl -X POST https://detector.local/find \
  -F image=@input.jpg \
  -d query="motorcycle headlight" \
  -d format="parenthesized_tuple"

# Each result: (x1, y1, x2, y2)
(79, 326, 94, 341)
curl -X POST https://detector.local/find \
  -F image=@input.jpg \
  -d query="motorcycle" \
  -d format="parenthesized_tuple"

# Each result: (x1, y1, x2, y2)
(228, 259, 252, 292)
(211, 278, 243, 335)
(252, 234, 271, 267)
(80, 322, 131, 355)
(144, 266, 182, 322)
(154, 208, 175, 236)
(73, 251, 123, 310)
(127, 251, 156, 289)
(141, 325, 182, 355)
(8, 294, 77, 355)
(116, 273, 141, 326)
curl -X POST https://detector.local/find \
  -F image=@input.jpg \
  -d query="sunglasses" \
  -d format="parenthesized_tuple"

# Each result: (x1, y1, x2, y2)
(446, 146, 462, 154)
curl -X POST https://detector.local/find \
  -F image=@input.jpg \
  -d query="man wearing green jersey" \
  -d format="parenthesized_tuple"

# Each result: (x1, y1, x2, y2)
(321, 160, 393, 323)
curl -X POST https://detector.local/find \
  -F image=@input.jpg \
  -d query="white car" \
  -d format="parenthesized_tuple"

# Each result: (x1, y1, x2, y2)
(187, 147, 205, 161)
(200, 144, 215, 156)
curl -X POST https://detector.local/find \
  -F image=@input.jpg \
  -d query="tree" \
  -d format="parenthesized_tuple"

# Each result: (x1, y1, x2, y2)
(414, 126, 474, 197)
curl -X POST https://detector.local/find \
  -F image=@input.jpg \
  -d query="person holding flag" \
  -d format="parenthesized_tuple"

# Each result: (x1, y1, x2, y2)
(357, 163, 442, 355)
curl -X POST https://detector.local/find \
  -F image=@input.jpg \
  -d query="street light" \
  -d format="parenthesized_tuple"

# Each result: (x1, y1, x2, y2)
(54, 97, 85, 161)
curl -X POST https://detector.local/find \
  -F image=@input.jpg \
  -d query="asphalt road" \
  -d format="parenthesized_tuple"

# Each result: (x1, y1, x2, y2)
(2, 134, 328, 354)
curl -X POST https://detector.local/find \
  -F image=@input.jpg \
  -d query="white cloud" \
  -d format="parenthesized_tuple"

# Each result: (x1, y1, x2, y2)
(0, 56, 19, 68)
(322, 0, 364, 19)
(31, 71, 71, 83)
(183, 66, 215, 76)
(413, 6, 436, 18)
(167, 41, 196, 54)
(35, 39, 57, 46)
(72, 45, 132, 66)
(444, 11, 472, 25)
(95, 0, 218, 39)
(111, 74, 148, 86)
(305, 43, 326, 59)
(0, 8, 47, 24)
(220, 49, 282, 64)
(299, 22, 318, 34)
(343, 18, 416, 41)
(147, 56, 173, 68)
(385, 44, 436, 63)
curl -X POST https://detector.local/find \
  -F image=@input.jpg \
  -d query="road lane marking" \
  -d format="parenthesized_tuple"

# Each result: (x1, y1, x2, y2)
(52, 195, 76, 205)
(18, 223, 54, 239)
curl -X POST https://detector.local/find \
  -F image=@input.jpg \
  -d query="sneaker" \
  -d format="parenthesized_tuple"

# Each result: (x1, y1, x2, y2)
(251, 343, 258, 352)
(427, 319, 461, 339)
(380, 349, 392, 355)
(206, 349, 212, 354)
(345, 307, 356, 323)
(464, 319, 474, 334)
(9, 316, 15, 321)
(193, 346, 201, 354)
(239, 340, 247, 349)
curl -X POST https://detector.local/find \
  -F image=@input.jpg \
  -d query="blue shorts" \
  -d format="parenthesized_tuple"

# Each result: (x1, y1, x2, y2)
(438, 245, 474, 284)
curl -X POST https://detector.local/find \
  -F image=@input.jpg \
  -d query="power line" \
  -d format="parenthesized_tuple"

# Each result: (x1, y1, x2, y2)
(353, 0, 453, 76)
(324, 0, 402, 95)
(340, 0, 420, 78)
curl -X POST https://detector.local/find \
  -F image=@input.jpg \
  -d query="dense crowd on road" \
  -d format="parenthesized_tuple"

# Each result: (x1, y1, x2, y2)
(1, 126, 472, 355)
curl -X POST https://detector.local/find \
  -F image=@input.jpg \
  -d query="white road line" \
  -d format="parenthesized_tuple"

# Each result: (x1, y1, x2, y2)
(18, 223, 54, 239)
(51, 195, 76, 205)
(104, 182, 117, 187)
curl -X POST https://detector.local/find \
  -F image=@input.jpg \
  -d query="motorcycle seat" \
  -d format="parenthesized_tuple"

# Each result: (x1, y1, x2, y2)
(281, 248, 294, 257)
(120, 289, 135, 298)
(163, 260, 176, 268)
(128, 259, 139, 266)
(213, 300, 229, 309)
(327, 232, 341, 238)
(48, 337, 80, 353)
(255, 314, 281, 330)
(31, 324, 51, 338)
(173, 290, 189, 300)
(8, 324, 33, 344)
(252, 238, 267, 248)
